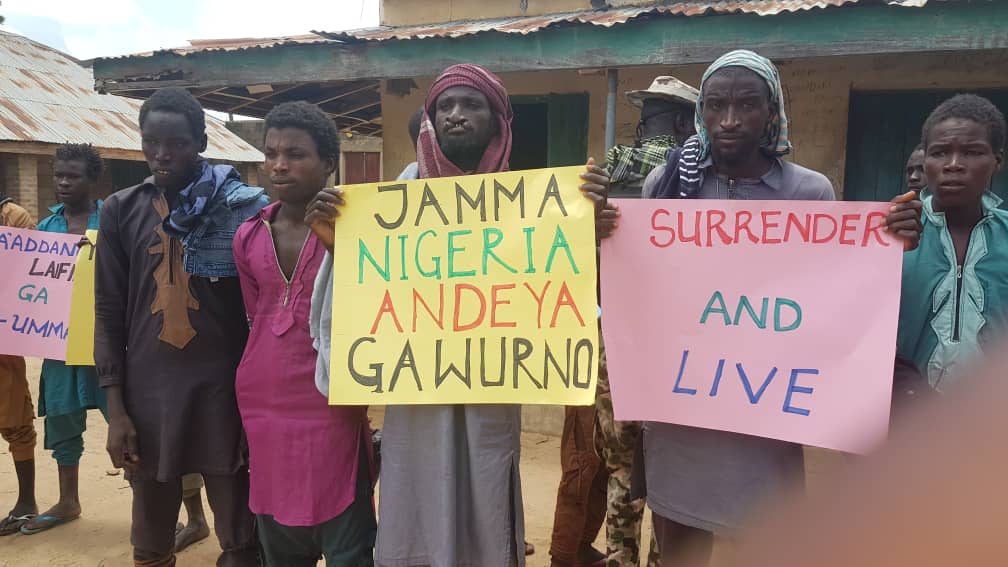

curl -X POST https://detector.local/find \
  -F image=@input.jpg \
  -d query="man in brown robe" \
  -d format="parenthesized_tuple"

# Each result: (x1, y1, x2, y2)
(94, 88, 267, 566)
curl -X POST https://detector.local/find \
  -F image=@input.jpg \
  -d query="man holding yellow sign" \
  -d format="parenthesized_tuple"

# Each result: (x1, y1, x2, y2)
(307, 64, 608, 567)
(21, 144, 106, 536)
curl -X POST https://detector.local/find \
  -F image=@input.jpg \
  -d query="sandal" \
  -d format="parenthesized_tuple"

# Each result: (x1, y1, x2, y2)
(19, 514, 79, 535)
(0, 513, 36, 536)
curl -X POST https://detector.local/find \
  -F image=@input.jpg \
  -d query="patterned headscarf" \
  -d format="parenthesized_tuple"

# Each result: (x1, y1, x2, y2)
(162, 159, 238, 238)
(695, 49, 791, 161)
(417, 64, 513, 178)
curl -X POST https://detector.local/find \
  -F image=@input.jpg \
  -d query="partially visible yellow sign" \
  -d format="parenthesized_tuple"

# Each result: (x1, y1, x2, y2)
(330, 166, 599, 405)
(65, 229, 97, 366)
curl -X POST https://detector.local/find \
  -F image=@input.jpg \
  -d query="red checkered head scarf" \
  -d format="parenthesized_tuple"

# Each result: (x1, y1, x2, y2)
(417, 64, 513, 178)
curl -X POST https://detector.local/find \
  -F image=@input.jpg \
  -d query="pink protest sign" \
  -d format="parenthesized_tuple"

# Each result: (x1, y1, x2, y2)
(0, 227, 81, 360)
(600, 199, 903, 454)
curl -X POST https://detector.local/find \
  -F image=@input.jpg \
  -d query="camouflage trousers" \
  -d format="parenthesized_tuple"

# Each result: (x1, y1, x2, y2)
(596, 343, 660, 567)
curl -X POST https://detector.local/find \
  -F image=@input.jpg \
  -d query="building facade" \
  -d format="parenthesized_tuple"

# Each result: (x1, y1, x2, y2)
(89, 0, 1008, 432)
(0, 30, 263, 221)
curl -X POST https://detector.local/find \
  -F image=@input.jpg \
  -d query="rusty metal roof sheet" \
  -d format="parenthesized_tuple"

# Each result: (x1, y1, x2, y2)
(109, 34, 332, 59)
(0, 30, 262, 162)
(320, 0, 930, 42)
(94, 0, 929, 61)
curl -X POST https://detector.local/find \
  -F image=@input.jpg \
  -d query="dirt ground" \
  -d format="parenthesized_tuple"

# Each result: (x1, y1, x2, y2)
(1, 359, 844, 566)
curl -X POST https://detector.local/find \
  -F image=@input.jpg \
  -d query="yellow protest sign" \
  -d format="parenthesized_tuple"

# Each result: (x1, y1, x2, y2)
(330, 166, 599, 405)
(65, 229, 97, 365)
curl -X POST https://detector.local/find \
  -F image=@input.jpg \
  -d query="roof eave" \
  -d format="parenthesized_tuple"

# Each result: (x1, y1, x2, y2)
(93, 2, 1006, 92)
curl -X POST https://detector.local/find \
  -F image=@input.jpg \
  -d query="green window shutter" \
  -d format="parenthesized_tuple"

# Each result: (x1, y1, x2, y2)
(546, 93, 589, 167)
(844, 90, 1008, 204)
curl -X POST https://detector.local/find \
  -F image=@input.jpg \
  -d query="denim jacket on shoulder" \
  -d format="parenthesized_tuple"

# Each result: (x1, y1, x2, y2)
(180, 178, 269, 278)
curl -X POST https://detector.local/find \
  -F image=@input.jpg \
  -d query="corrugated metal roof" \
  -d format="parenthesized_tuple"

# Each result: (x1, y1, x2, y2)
(320, 0, 929, 42)
(0, 30, 262, 162)
(94, 0, 929, 60)
(186, 34, 331, 51)
(110, 34, 333, 59)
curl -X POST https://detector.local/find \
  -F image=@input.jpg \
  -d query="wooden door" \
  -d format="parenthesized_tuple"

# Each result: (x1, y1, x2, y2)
(343, 151, 382, 184)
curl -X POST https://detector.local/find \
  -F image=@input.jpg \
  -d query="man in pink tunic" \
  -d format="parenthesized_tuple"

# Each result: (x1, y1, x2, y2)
(233, 101, 375, 566)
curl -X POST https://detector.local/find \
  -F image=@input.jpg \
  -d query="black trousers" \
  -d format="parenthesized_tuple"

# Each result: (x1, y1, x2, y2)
(130, 469, 259, 567)
(257, 444, 376, 566)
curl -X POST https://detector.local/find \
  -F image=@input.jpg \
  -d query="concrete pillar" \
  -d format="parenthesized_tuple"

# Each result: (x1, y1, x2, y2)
(605, 68, 618, 152)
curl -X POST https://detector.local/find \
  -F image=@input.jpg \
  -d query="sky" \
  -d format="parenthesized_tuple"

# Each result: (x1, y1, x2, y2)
(0, 0, 379, 60)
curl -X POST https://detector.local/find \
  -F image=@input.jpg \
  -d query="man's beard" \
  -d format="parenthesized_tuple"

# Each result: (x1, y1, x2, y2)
(711, 143, 754, 168)
(712, 146, 741, 166)
(440, 136, 487, 169)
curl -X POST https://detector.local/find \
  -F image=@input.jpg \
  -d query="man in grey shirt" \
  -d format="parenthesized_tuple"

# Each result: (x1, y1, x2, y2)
(585, 49, 922, 565)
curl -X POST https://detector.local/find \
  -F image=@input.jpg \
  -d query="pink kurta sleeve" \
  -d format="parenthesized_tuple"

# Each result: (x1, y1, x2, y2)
(233, 223, 260, 326)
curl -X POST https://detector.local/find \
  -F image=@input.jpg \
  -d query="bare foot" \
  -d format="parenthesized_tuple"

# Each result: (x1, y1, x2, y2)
(7, 501, 38, 520)
(174, 520, 210, 552)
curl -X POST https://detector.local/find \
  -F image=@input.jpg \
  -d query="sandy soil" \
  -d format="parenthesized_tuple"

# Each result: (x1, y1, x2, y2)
(1, 359, 843, 566)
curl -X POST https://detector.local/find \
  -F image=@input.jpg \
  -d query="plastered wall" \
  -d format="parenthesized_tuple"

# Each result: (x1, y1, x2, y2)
(380, 50, 1008, 197)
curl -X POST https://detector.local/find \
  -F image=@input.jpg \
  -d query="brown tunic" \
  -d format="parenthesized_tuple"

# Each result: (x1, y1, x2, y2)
(0, 199, 36, 450)
(94, 179, 249, 481)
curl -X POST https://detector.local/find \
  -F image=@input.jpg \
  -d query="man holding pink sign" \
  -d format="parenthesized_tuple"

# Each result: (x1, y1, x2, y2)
(584, 50, 923, 565)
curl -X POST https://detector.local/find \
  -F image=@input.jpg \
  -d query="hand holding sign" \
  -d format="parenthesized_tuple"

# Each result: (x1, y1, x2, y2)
(305, 187, 346, 255)
(883, 190, 924, 251)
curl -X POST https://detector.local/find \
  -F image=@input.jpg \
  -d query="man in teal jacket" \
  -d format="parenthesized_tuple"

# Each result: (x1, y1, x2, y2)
(897, 94, 1007, 390)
